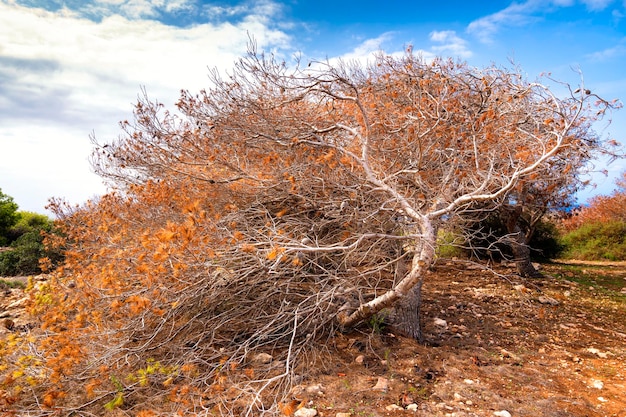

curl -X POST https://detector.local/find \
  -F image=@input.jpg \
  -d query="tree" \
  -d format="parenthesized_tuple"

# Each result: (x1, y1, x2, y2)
(8, 48, 618, 415)
(0, 188, 19, 246)
(0, 211, 62, 275)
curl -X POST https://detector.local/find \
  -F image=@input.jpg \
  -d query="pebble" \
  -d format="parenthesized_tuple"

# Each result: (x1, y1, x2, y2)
(537, 295, 559, 306)
(493, 411, 511, 417)
(406, 403, 418, 411)
(252, 353, 273, 364)
(385, 404, 403, 411)
(587, 347, 608, 358)
(433, 318, 448, 328)
(355, 355, 365, 365)
(589, 379, 604, 389)
(305, 384, 324, 396)
(294, 407, 317, 417)
(335, 413, 352, 417)
(373, 377, 389, 392)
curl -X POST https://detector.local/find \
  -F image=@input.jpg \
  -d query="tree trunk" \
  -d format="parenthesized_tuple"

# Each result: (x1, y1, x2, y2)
(508, 228, 543, 278)
(335, 216, 435, 340)
(390, 279, 423, 342)
(504, 208, 543, 278)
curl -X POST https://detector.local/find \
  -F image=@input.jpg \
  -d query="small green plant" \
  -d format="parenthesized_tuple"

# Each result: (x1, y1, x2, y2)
(368, 312, 387, 334)
(0, 278, 25, 289)
(104, 375, 125, 410)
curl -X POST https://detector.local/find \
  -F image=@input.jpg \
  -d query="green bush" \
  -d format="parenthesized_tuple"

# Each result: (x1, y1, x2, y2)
(0, 189, 19, 246)
(0, 211, 63, 276)
(559, 220, 626, 261)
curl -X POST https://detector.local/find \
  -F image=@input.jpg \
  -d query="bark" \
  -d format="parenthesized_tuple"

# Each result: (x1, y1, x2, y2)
(504, 208, 543, 278)
(390, 279, 423, 342)
(336, 217, 435, 341)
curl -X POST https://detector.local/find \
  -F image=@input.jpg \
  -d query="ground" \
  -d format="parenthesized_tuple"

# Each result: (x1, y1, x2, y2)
(1, 261, 625, 416)
(291, 261, 626, 417)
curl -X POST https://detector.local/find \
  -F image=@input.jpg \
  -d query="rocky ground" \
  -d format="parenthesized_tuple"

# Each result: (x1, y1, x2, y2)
(1, 261, 625, 417)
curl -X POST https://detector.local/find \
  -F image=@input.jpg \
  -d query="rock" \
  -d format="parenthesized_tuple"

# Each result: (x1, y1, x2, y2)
(586, 347, 609, 358)
(355, 355, 365, 365)
(513, 284, 529, 293)
(537, 295, 559, 306)
(305, 384, 324, 396)
(372, 376, 389, 392)
(589, 379, 603, 389)
(294, 407, 317, 417)
(3, 318, 14, 331)
(252, 352, 273, 364)
(500, 349, 522, 362)
(336, 413, 352, 417)
(6, 296, 28, 310)
(385, 404, 403, 411)
(406, 403, 418, 411)
(433, 318, 447, 328)
(493, 411, 512, 417)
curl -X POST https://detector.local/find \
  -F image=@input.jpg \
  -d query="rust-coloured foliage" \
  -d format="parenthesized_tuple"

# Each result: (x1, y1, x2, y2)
(1, 47, 618, 415)
(560, 171, 626, 230)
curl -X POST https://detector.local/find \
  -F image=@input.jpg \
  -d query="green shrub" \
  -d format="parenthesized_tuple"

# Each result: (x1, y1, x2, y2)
(436, 228, 468, 259)
(559, 220, 626, 261)
(0, 189, 19, 246)
(0, 212, 63, 276)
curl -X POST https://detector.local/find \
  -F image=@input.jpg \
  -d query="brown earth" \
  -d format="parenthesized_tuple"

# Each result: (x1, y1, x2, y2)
(294, 261, 626, 417)
(1, 261, 625, 416)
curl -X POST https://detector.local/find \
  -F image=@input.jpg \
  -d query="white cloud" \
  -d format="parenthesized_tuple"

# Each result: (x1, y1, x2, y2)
(0, 1, 291, 213)
(467, 1, 542, 43)
(429, 30, 472, 58)
(467, 0, 620, 43)
(586, 38, 626, 61)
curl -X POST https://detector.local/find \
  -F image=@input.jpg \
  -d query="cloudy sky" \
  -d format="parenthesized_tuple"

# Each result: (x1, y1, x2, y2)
(1, 0, 625, 214)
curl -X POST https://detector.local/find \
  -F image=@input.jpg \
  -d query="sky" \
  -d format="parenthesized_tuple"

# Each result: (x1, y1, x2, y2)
(1, 0, 625, 215)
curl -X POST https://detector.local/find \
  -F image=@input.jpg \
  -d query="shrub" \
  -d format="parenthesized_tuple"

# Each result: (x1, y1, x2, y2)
(0, 212, 63, 276)
(559, 220, 626, 261)
(0, 188, 19, 245)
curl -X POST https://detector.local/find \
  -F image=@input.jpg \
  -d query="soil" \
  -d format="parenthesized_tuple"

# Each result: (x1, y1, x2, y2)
(297, 260, 626, 417)
(1, 261, 625, 416)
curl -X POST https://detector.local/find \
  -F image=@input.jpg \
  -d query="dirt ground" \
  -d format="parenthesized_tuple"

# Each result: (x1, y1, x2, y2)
(296, 260, 626, 417)
(1, 261, 625, 416)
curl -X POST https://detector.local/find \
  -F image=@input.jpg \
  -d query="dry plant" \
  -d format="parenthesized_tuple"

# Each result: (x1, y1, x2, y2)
(0, 45, 619, 416)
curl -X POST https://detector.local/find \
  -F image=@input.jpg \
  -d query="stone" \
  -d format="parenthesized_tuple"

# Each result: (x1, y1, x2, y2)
(294, 407, 317, 417)
(493, 411, 511, 417)
(406, 403, 418, 411)
(305, 384, 324, 396)
(252, 352, 273, 364)
(372, 376, 389, 392)
(586, 347, 609, 358)
(355, 355, 365, 364)
(385, 404, 403, 411)
(336, 413, 352, 417)
(433, 318, 448, 328)
(537, 296, 559, 306)
(589, 379, 604, 389)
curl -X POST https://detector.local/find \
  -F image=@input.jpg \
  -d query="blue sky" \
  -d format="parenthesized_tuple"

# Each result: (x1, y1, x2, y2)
(1, 0, 625, 214)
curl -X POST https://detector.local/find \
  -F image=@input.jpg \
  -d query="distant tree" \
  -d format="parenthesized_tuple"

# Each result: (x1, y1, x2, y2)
(7, 48, 618, 415)
(0, 188, 19, 245)
(0, 211, 61, 276)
